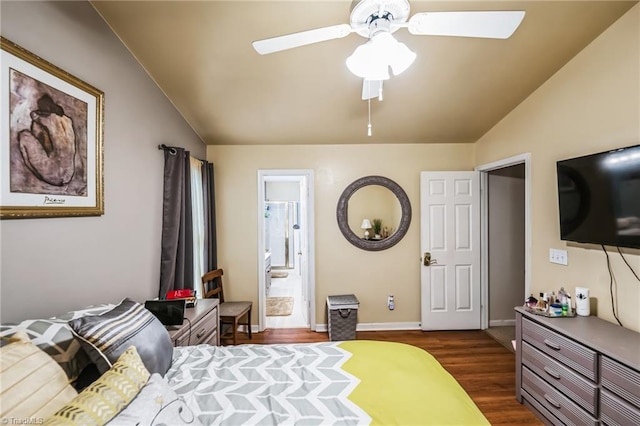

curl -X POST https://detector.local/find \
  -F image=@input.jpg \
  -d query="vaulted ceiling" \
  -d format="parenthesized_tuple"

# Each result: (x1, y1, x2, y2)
(91, 1, 637, 145)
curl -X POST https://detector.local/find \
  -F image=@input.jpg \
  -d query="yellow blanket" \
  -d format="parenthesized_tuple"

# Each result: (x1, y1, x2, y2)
(340, 340, 490, 425)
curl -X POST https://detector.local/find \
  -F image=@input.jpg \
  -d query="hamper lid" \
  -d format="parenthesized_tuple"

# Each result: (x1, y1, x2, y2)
(327, 294, 359, 309)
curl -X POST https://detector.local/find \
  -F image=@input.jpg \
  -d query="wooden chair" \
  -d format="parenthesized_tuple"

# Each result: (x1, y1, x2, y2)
(201, 268, 252, 345)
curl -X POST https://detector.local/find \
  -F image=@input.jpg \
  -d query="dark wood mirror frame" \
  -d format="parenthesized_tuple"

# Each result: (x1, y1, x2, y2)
(336, 175, 412, 251)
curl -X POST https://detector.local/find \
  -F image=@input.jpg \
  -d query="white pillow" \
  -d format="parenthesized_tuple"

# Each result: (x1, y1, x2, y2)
(0, 331, 78, 420)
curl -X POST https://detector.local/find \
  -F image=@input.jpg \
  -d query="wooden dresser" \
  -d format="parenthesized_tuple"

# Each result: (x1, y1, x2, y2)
(166, 298, 219, 347)
(515, 306, 640, 425)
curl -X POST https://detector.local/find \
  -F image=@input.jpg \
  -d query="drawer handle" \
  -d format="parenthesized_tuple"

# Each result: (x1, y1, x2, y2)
(543, 366, 561, 380)
(543, 394, 561, 409)
(196, 329, 206, 339)
(543, 339, 561, 350)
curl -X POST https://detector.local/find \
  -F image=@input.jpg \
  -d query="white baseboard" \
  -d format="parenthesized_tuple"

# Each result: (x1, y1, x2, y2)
(240, 322, 421, 335)
(489, 319, 516, 327)
(315, 322, 421, 333)
(240, 321, 517, 335)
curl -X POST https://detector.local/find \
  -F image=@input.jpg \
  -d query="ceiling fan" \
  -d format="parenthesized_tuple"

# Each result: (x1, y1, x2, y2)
(253, 0, 526, 100)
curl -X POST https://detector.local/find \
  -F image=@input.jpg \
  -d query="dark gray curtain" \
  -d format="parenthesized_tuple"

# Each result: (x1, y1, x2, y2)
(159, 147, 194, 298)
(202, 162, 217, 272)
(159, 145, 217, 299)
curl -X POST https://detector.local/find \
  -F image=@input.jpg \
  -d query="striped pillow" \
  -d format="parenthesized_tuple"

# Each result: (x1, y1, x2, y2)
(0, 304, 116, 380)
(44, 346, 150, 425)
(69, 298, 173, 376)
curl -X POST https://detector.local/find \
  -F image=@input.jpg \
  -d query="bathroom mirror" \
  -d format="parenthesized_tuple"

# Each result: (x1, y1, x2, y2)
(336, 175, 412, 251)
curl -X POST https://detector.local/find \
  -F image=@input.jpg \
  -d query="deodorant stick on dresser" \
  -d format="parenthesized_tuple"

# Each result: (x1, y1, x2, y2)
(575, 287, 590, 316)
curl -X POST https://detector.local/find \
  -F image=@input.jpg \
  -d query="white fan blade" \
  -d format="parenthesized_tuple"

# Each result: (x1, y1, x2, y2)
(253, 24, 352, 55)
(408, 11, 525, 39)
(362, 80, 383, 100)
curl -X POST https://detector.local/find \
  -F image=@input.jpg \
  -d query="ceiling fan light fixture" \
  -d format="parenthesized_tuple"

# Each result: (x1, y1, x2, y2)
(346, 41, 391, 80)
(346, 31, 415, 80)
(389, 39, 416, 75)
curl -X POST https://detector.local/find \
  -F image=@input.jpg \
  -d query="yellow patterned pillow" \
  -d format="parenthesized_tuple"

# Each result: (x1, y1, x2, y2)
(0, 331, 78, 421)
(44, 346, 150, 426)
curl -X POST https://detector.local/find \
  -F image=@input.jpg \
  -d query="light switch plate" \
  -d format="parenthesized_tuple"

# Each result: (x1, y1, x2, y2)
(549, 248, 568, 265)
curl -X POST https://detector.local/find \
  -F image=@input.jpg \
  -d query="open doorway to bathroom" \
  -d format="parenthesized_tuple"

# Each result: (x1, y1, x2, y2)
(257, 170, 315, 331)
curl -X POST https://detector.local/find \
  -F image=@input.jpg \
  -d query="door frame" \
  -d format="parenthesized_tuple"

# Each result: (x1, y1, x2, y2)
(476, 153, 531, 330)
(257, 169, 316, 332)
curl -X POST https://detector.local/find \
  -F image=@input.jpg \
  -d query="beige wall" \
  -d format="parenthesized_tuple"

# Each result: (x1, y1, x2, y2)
(207, 144, 475, 326)
(476, 5, 640, 332)
(0, 1, 205, 322)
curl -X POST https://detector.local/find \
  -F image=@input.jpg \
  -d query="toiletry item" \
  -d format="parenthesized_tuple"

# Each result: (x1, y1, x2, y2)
(558, 287, 566, 301)
(567, 295, 572, 315)
(575, 287, 590, 316)
(561, 295, 568, 316)
(537, 293, 545, 309)
(526, 294, 538, 308)
(550, 303, 563, 316)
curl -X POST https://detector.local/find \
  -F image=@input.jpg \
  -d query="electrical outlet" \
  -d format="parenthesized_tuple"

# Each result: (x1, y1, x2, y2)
(549, 248, 568, 265)
(387, 295, 395, 310)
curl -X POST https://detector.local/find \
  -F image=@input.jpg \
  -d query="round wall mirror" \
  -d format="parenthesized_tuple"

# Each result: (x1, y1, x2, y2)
(336, 175, 412, 251)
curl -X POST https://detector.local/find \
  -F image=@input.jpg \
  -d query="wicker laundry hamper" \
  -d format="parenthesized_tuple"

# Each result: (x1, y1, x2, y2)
(326, 294, 359, 341)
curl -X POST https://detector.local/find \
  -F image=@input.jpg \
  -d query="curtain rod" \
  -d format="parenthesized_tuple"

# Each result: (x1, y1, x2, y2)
(158, 144, 177, 155)
(158, 144, 207, 163)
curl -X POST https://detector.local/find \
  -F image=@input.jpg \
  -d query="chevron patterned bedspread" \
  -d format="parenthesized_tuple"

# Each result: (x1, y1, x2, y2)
(165, 340, 489, 425)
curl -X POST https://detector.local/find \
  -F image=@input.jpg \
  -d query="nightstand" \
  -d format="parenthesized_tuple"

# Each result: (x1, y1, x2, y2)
(166, 298, 219, 347)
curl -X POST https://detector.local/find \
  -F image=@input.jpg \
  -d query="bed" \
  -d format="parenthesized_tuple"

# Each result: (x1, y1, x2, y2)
(1, 298, 489, 425)
(167, 340, 489, 425)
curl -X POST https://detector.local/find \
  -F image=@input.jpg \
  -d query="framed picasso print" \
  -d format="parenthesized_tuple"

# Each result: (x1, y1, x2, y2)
(1, 37, 104, 218)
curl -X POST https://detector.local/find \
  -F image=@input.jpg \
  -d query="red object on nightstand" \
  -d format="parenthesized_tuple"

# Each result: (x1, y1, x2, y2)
(166, 289, 195, 299)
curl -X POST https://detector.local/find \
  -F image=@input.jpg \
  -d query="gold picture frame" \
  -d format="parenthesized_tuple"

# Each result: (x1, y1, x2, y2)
(1, 37, 104, 219)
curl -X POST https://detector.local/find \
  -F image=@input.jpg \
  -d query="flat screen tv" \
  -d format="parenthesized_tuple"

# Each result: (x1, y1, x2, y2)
(556, 144, 640, 249)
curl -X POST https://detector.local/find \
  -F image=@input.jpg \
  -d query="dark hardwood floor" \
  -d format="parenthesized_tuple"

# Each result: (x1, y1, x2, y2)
(235, 328, 543, 425)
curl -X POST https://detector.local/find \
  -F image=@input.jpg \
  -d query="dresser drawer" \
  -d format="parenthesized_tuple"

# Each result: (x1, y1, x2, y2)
(522, 341, 597, 415)
(522, 317, 597, 381)
(601, 356, 640, 408)
(173, 305, 218, 346)
(522, 366, 597, 426)
(200, 329, 218, 346)
(521, 389, 562, 426)
(174, 330, 191, 347)
(190, 305, 218, 345)
(601, 389, 640, 426)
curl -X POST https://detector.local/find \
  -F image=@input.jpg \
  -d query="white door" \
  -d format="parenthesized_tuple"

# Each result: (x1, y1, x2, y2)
(420, 172, 481, 330)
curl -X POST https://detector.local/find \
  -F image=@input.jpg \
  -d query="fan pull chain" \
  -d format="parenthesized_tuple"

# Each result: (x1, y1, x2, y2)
(366, 79, 372, 136)
(367, 96, 372, 136)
